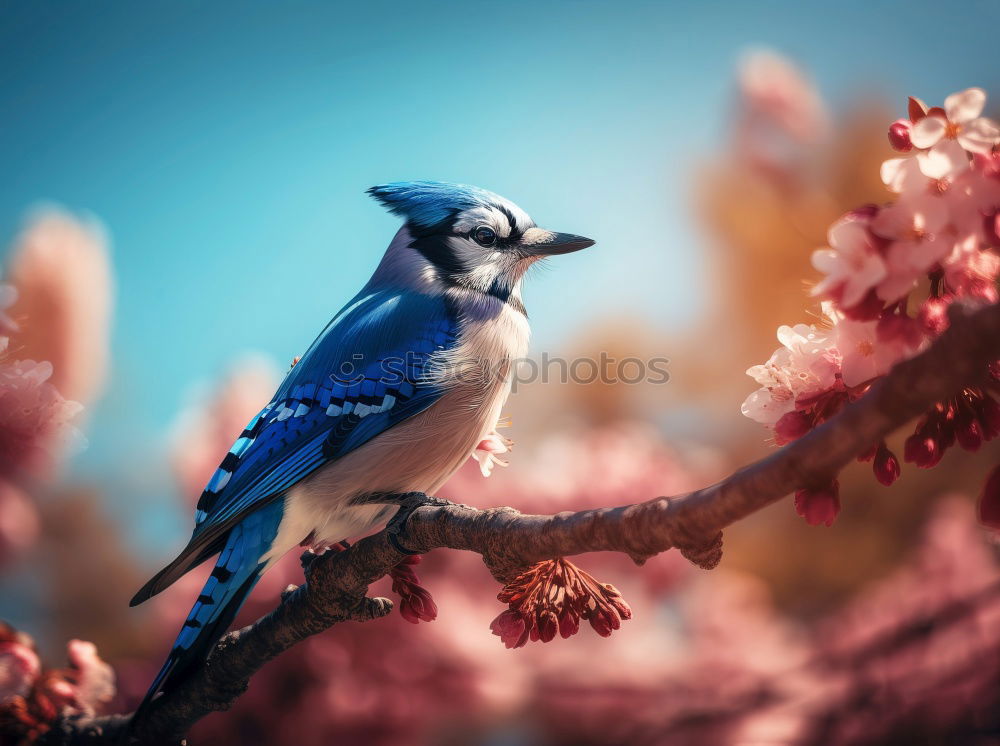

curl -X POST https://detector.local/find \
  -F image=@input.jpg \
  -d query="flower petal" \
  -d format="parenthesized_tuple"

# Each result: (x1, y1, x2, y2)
(917, 140, 969, 180)
(944, 87, 986, 123)
(958, 117, 1000, 155)
(910, 115, 947, 149)
(880, 157, 924, 194)
(841, 254, 888, 309)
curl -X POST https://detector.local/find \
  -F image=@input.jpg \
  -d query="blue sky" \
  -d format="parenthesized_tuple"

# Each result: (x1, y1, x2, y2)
(1, 0, 998, 550)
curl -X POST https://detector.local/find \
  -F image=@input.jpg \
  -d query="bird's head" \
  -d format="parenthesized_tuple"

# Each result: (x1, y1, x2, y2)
(367, 181, 594, 306)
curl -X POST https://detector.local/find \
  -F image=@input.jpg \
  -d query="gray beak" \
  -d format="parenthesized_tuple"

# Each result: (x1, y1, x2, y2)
(521, 228, 596, 257)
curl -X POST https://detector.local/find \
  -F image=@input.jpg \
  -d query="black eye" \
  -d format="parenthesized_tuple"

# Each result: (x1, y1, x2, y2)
(472, 226, 497, 247)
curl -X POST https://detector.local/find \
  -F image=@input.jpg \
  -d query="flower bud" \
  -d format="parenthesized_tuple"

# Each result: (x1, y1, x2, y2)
(489, 609, 528, 649)
(390, 555, 437, 624)
(904, 432, 941, 468)
(537, 611, 558, 643)
(602, 585, 633, 621)
(873, 442, 901, 486)
(774, 410, 811, 444)
(492, 558, 631, 648)
(955, 405, 984, 452)
(794, 480, 840, 526)
(587, 607, 619, 638)
(888, 118, 913, 151)
(558, 608, 580, 639)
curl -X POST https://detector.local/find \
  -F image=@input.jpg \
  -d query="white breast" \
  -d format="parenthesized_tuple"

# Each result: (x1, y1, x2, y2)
(263, 296, 530, 566)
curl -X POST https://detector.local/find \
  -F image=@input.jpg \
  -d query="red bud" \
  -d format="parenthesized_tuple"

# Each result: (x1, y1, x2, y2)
(774, 410, 812, 445)
(537, 611, 558, 643)
(794, 480, 840, 527)
(955, 406, 984, 452)
(873, 442, 901, 486)
(904, 432, 941, 468)
(888, 119, 913, 151)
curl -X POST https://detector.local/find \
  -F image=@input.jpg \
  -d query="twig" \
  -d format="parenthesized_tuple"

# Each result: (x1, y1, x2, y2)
(37, 301, 1000, 745)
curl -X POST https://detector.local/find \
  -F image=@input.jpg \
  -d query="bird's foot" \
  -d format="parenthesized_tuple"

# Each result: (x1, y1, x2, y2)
(384, 492, 463, 555)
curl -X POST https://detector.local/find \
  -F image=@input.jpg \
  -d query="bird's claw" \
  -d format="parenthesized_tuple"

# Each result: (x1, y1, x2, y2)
(385, 492, 459, 555)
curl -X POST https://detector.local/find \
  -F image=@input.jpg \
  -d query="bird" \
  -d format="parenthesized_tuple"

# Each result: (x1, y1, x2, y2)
(130, 180, 595, 712)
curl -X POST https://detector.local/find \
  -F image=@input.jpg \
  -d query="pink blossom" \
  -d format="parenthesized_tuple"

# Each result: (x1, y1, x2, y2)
(66, 641, 115, 715)
(811, 213, 888, 308)
(830, 316, 915, 387)
(910, 87, 1000, 155)
(470, 430, 512, 477)
(870, 195, 950, 301)
(5, 208, 113, 406)
(741, 324, 840, 425)
(881, 155, 927, 194)
(0, 359, 84, 479)
(737, 49, 828, 144)
(939, 168, 1000, 242)
(916, 140, 971, 182)
(38, 640, 117, 717)
(0, 638, 40, 704)
(941, 236, 1000, 301)
(0, 625, 115, 742)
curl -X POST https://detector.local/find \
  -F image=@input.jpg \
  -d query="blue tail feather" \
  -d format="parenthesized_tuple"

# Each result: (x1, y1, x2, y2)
(137, 500, 284, 715)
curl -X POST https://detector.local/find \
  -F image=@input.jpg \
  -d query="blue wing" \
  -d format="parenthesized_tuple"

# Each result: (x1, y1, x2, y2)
(131, 288, 459, 605)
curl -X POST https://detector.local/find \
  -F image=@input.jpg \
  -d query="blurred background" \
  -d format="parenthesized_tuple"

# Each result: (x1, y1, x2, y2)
(1, 1, 999, 744)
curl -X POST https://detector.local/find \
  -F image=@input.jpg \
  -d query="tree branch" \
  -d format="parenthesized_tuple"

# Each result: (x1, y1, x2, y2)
(39, 301, 1000, 746)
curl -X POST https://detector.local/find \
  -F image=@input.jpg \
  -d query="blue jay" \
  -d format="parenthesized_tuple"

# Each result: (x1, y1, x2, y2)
(131, 181, 594, 710)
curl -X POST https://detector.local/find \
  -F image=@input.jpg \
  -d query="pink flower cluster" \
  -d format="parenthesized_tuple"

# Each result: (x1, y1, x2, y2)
(0, 359, 83, 480)
(490, 558, 632, 649)
(0, 264, 84, 564)
(734, 49, 828, 179)
(743, 88, 1000, 526)
(0, 622, 115, 744)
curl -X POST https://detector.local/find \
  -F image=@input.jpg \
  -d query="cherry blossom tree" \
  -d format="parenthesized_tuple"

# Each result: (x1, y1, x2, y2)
(743, 88, 1000, 526)
(1, 87, 998, 746)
